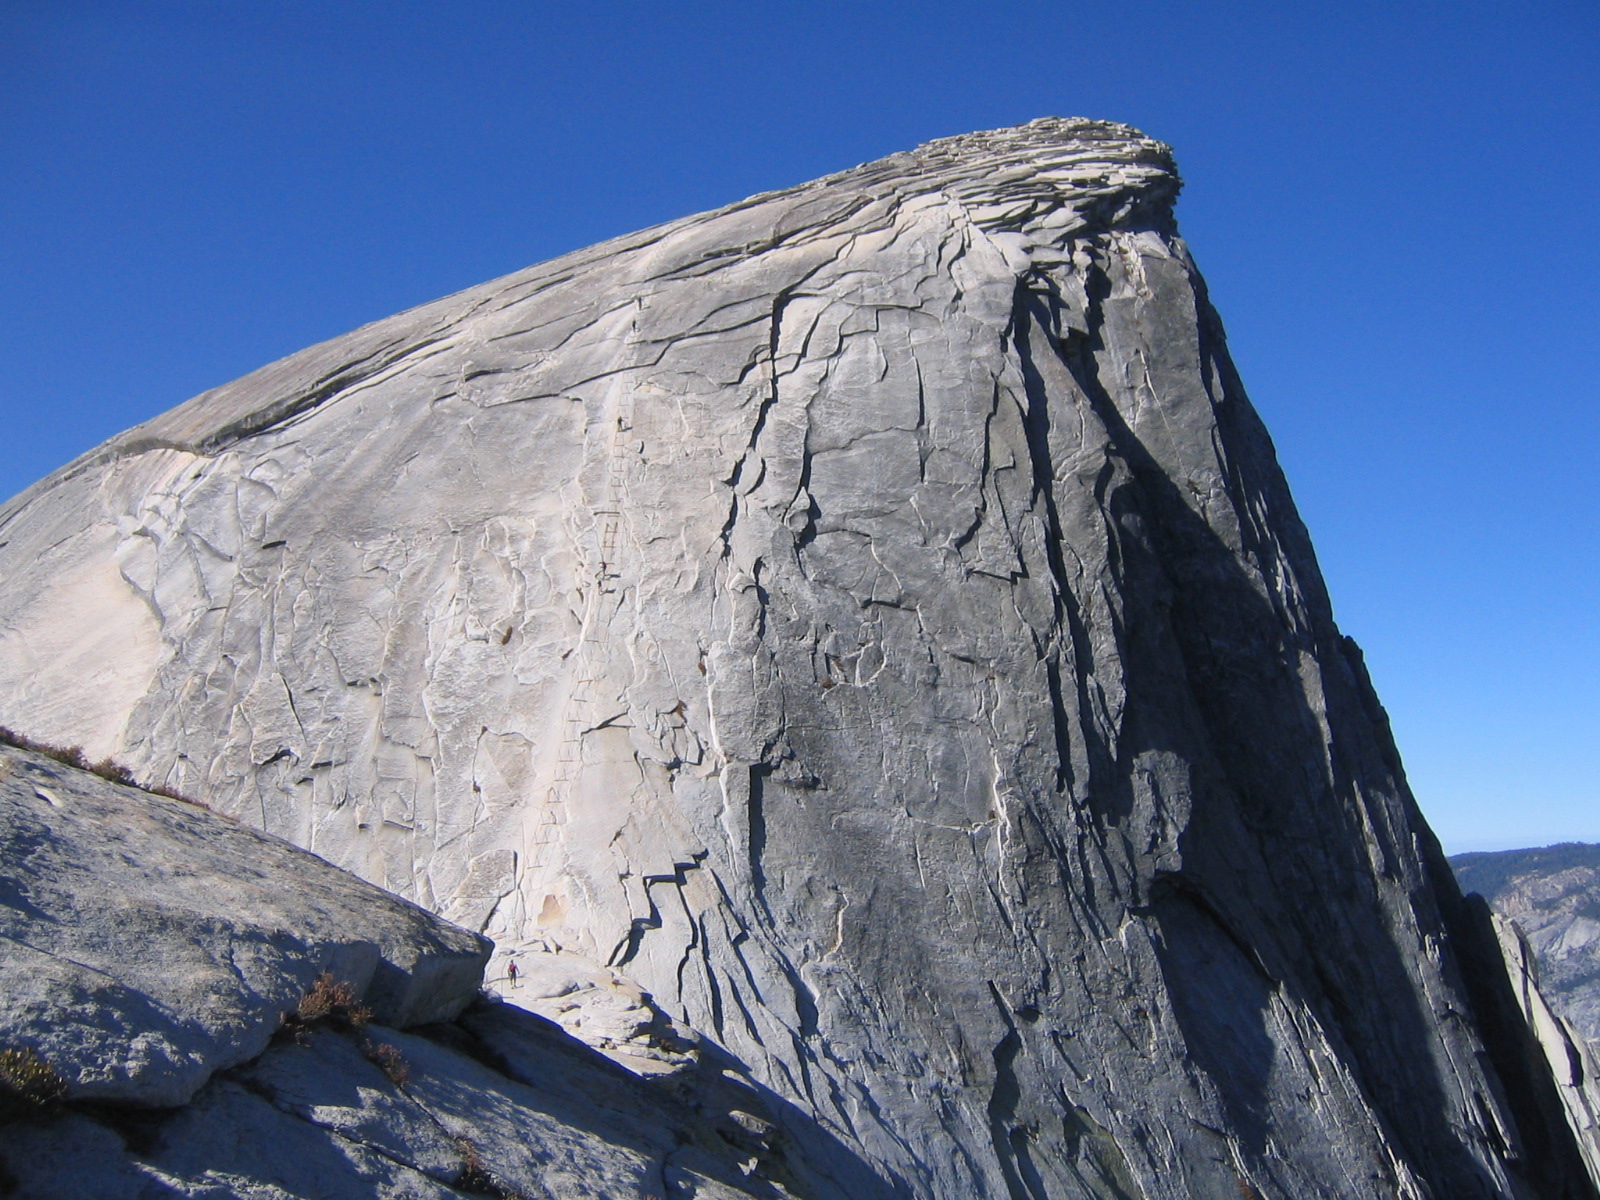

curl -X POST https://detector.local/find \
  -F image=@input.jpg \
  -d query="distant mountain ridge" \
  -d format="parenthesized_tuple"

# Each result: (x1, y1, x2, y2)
(1453, 843, 1600, 1042)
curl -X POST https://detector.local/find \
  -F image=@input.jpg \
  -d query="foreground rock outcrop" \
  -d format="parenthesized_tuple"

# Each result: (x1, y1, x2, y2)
(1, 118, 1596, 1197)
(0, 745, 889, 1198)
(0, 740, 489, 1108)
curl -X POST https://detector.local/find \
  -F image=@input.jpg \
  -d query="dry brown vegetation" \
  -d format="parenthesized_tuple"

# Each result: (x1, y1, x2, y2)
(362, 1040, 410, 1087)
(282, 973, 413, 1089)
(0, 1046, 66, 1124)
(0, 725, 219, 813)
(286, 972, 372, 1033)
(453, 1137, 529, 1200)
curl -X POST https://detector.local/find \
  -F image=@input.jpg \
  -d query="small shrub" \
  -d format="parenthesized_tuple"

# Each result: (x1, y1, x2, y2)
(456, 1140, 492, 1191)
(452, 1138, 528, 1200)
(89, 757, 138, 787)
(0, 1046, 67, 1123)
(284, 977, 412, 1089)
(149, 782, 232, 819)
(0, 726, 220, 815)
(284, 972, 371, 1036)
(362, 1040, 410, 1087)
(0, 726, 88, 772)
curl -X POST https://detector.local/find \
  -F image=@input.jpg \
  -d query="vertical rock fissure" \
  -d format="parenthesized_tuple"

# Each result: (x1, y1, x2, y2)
(986, 982, 1049, 1200)
(747, 762, 773, 926)
(1009, 278, 1082, 797)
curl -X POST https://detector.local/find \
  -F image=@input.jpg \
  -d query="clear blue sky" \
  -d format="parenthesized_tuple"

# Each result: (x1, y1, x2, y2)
(2, 1, 1594, 854)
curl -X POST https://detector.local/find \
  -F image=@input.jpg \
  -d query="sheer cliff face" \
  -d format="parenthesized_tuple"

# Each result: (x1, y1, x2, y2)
(0, 120, 1579, 1198)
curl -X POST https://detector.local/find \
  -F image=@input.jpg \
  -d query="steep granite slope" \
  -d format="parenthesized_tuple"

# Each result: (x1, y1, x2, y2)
(1485, 907, 1600, 1190)
(0, 119, 1592, 1198)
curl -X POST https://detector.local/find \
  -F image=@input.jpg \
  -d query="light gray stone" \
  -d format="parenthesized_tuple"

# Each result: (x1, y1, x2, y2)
(0, 117, 1595, 1197)
(0, 743, 489, 1107)
(486, 943, 701, 1076)
(0, 755, 887, 1198)
(0, 1000, 881, 1199)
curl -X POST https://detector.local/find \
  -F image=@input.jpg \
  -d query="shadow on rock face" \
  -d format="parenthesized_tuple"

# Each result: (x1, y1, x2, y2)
(454, 996, 914, 1200)
(1004, 259, 1556, 1198)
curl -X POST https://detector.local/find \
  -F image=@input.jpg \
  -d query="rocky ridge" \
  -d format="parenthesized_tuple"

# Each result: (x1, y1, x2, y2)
(1454, 843, 1600, 1043)
(1, 118, 1596, 1197)
(1486, 908, 1600, 1189)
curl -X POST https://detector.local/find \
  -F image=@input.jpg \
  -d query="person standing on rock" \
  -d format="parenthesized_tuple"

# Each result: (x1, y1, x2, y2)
(506, 956, 519, 988)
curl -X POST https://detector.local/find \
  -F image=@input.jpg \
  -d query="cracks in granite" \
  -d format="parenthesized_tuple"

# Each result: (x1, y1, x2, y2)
(1, 118, 1589, 1200)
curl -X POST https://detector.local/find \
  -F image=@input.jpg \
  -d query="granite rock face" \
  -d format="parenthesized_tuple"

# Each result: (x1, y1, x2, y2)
(0, 741, 489, 1107)
(1, 118, 1594, 1197)
(1454, 843, 1600, 1044)
(0, 750, 886, 1199)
